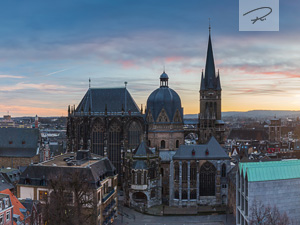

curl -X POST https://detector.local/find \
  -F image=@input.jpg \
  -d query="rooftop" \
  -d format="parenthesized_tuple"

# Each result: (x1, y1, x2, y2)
(239, 160, 300, 182)
(41, 151, 102, 168)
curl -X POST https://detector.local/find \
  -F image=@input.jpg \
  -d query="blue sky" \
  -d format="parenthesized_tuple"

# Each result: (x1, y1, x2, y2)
(0, 0, 299, 116)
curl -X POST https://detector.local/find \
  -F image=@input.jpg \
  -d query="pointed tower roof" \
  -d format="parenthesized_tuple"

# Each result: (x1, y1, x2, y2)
(133, 141, 153, 158)
(200, 24, 221, 91)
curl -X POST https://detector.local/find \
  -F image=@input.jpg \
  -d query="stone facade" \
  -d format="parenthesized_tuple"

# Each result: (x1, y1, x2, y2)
(0, 155, 40, 168)
(123, 142, 162, 212)
(169, 159, 229, 207)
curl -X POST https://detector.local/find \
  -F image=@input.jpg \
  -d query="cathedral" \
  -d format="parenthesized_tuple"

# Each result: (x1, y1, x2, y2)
(67, 28, 230, 209)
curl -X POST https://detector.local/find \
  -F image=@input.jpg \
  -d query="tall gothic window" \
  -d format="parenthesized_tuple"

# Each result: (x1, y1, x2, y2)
(190, 163, 197, 181)
(190, 190, 196, 199)
(132, 171, 135, 184)
(200, 162, 216, 196)
(221, 164, 226, 177)
(161, 140, 165, 149)
(182, 190, 187, 199)
(92, 122, 104, 156)
(174, 162, 179, 180)
(149, 162, 156, 179)
(137, 171, 142, 185)
(182, 162, 187, 182)
(176, 140, 179, 148)
(128, 121, 142, 150)
(175, 190, 179, 199)
(108, 122, 121, 177)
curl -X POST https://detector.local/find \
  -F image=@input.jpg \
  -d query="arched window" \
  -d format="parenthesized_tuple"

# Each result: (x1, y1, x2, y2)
(149, 162, 156, 179)
(200, 162, 216, 196)
(132, 171, 135, 184)
(108, 122, 121, 177)
(128, 121, 142, 150)
(174, 162, 179, 180)
(182, 190, 187, 199)
(144, 171, 147, 184)
(221, 164, 226, 177)
(190, 190, 196, 199)
(161, 140, 165, 149)
(190, 163, 197, 181)
(137, 171, 142, 185)
(92, 122, 104, 156)
(175, 190, 179, 199)
(182, 162, 187, 181)
(176, 140, 179, 148)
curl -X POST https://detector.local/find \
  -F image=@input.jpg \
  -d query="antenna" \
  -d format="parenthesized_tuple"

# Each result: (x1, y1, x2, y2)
(209, 18, 211, 35)
(89, 78, 91, 88)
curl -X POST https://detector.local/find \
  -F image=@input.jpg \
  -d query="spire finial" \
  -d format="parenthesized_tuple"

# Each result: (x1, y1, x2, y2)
(89, 78, 91, 88)
(163, 63, 165, 73)
(209, 18, 211, 35)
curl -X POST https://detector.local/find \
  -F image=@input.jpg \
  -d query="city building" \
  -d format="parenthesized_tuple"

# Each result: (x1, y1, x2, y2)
(0, 189, 30, 225)
(0, 192, 13, 225)
(17, 150, 118, 225)
(0, 128, 40, 168)
(169, 137, 230, 207)
(269, 117, 281, 142)
(123, 141, 161, 212)
(236, 160, 300, 225)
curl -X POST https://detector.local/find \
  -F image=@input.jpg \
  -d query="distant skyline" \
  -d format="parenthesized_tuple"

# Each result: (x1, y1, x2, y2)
(0, 0, 299, 117)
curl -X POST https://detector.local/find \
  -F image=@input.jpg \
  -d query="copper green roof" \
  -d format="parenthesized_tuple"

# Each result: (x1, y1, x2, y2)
(239, 160, 300, 182)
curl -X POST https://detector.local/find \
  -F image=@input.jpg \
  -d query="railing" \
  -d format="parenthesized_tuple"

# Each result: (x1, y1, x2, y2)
(72, 111, 141, 117)
(102, 189, 115, 203)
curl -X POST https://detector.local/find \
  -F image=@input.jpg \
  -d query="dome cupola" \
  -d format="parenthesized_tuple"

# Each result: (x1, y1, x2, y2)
(146, 71, 183, 124)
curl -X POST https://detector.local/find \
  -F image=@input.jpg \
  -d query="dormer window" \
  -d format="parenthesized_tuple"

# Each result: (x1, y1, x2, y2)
(205, 149, 209, 156)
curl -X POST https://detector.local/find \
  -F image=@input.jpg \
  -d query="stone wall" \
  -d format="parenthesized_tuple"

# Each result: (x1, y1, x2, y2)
(0, 155, 40, 168)
(248, 179, 300, 224)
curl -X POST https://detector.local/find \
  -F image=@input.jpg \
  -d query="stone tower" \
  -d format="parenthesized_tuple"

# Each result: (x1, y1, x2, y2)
(199, 27, 224, 144)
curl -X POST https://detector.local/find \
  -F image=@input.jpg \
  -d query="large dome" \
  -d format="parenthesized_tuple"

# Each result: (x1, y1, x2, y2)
(146, 72, 183, 123)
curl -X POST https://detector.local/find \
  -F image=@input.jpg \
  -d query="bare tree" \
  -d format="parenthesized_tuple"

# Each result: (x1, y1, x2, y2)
(249, 199, 290, 225)
(42, 170, 96, 225)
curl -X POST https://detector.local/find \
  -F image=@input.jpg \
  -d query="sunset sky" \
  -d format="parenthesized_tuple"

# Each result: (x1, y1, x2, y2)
(0, 0, 299, 116)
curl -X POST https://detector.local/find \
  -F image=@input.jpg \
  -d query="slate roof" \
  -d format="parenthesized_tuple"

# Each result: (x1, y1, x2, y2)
(173, 137, 229, 160)
(0, 128, 39, 158)
(227, 128, 268, 141)
(159, 150, 176, 162)
(200, 31, 221, 91)
(239, 160, 300, 182)
(76, 88, 140, 113)
(132, 160, 148, 170)
(18, 153, 116, 189)
(133, 141, 153, 158)
(0, 173, 14, 192)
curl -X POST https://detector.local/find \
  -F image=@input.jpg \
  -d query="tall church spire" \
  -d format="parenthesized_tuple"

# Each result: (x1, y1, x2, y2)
(201, 22, 219, 90)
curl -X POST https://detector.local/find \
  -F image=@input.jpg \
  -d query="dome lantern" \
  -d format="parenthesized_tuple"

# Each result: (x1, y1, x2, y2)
(160, 71, 169, 87)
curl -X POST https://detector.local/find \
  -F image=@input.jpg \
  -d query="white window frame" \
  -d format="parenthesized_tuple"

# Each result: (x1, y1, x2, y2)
(6, 211, 10, 221)
(0, 214, 3, 225)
